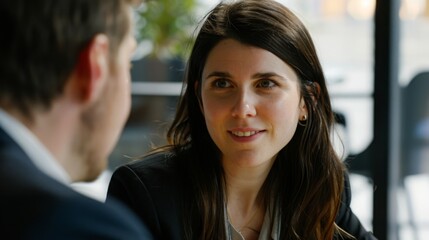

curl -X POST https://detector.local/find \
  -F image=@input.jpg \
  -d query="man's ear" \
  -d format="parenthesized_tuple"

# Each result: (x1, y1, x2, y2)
(73, 34, 110, 104)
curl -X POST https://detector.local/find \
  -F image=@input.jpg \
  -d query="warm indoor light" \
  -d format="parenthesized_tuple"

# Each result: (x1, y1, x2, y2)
(322, 0, 346, 18)
(347, 0, 376, 20)
(400, 0, 425, 20)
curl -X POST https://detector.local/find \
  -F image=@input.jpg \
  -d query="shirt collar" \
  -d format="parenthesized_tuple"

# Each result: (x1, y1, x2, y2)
(0, 108, 71, 185)
(224, 202, 280, 240)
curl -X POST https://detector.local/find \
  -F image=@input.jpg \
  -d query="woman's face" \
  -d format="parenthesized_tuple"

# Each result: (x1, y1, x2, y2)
(200, 39, 307, 168)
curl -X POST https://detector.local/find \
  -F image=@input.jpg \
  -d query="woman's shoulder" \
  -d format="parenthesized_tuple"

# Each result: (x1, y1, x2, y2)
(124, 151, 180, 176)
(108, 151, 185, 239)
(115, 152, 181, 185)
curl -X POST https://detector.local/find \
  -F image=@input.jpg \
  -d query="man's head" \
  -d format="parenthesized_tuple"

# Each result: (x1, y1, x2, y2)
(0, 0, 134, 116)
(0, 0, 138, 181)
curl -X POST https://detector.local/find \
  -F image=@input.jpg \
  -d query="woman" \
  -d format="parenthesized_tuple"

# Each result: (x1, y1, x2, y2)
(107, 0, 377, 239)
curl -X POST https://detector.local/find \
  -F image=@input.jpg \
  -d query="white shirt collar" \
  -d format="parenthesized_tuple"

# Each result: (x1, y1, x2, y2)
(0, 108, 71, 185)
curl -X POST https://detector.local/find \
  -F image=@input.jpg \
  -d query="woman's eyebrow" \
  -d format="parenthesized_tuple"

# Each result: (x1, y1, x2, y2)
(252, 72, 288, 81)
(205, 71, 232, 79)
(204, 71, 290, 82)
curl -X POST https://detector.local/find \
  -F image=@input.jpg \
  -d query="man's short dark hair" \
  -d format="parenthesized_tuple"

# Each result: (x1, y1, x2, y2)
(0, 0, 134, 117)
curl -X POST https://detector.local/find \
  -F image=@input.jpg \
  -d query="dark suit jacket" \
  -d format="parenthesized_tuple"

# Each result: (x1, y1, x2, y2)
(107, 152, 378, 240)
(0, 127, 153, 239)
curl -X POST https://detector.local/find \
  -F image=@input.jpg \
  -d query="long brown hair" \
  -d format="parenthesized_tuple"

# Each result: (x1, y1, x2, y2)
(161, 0, 345, 239)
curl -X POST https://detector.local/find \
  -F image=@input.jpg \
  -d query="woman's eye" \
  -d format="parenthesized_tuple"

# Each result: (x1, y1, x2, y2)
(214, 79, 231, 88)
(257, 79, 276, 88)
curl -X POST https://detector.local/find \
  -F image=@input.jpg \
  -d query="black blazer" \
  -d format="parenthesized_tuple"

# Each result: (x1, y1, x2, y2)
(0, 127, 154, 239)
(107, 152, 377, 240)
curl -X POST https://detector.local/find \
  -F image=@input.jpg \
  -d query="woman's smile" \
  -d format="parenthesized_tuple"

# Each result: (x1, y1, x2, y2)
(228, 128, 266, 142)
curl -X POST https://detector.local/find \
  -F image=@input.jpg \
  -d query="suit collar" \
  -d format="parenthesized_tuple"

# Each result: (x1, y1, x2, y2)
(0, 109, 71, 184)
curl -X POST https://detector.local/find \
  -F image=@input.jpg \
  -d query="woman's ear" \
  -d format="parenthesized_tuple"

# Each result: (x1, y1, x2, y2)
(299, 81, 320, 120)
(306, 81, 321, 113)
(299, 97, 308, 120)
(308, 81, 321, 105)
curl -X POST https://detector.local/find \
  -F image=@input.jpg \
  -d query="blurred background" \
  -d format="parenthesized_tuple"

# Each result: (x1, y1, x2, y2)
(71, 0, 429, 239)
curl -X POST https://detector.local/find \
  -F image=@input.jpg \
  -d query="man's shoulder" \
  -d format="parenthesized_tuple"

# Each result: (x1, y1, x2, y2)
(0, 142, 149, 239)
(4, 194, 151, 239)
(0, 162, 152, 239)
(1, 156, 109, 219)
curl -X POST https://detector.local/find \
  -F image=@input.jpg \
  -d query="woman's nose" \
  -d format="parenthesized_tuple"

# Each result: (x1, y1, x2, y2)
(231, 93, 256, 118)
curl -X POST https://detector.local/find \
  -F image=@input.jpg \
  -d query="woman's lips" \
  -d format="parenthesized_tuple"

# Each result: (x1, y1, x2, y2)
(228, 129, 265, 142)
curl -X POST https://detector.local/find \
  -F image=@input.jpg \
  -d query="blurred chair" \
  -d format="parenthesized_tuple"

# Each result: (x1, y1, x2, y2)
(401, 71, 429, 178)
(345, 72, 429, 179)
(338, 72, 429, 239)
(400, 72, 429, 240)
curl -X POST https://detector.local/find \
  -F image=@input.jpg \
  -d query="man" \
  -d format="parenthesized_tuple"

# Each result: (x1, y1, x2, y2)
(0, 0, 153, 238)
